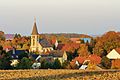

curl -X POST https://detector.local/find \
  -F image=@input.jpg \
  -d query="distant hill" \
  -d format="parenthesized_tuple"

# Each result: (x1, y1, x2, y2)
(39, 33, 92, 38)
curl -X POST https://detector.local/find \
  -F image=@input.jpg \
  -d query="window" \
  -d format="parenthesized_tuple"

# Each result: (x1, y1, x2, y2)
(33, 39, 35, 46)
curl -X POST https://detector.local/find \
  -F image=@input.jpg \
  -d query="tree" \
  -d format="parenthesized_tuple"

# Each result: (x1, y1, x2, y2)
(77, 44, 89, 57)
(53, 58, 61, 69)
(101, 56, 111, 69)
(62, 61, 71, 69)
(88, 38, 96, 54)
(16, 57, 33, 69)
(93, 31, 120, 56)
(0, 31, 5, 41)
(14, 33, 21, 38)
(0, 46, 12, 69)
(40, 59, 53, 69)
(66, 52, 73, 61)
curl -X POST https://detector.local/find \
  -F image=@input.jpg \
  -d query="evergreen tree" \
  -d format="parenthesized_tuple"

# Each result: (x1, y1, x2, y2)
(53, 58, 61, 69)
(0, 46, 12, 69)
(101, 56, 111, 69)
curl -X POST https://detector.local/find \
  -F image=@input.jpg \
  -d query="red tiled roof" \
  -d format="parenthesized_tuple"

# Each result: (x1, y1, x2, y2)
(87, 54, 101, 64)
(51, 38, 57, 44)
(71, 54, 101, 65)
(3, 46, 13, 49)
(61, 43, 80, 51)
(115, 48, 120, 54)
(71, 56, 86, 64)
(70, 38, 80, 42)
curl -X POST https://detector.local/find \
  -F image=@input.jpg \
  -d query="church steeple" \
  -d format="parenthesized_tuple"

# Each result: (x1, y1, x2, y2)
(31, 17, 38, 35)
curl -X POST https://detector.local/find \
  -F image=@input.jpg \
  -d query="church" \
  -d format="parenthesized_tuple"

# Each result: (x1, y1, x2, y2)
(30, 18, 53, 54)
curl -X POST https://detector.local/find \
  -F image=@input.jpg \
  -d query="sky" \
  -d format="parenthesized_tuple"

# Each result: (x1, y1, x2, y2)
(0, 0, 120, 36)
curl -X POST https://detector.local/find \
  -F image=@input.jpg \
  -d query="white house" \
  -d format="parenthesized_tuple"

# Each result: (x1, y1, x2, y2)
(106, 48, 120, 59)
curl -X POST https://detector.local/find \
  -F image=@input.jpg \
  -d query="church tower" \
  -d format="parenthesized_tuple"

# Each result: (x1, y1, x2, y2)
(30, 17, 39, 52)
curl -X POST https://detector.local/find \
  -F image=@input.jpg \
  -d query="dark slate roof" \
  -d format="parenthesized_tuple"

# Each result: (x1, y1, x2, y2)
(50, 50, 65, 57)
(40, 50, 65, 57)
(41, 54, 50, 57)
(31, 22, 38, 35)
(39, 39, 52, 48)
(15, 50, 26, 55)
(31, 54, 39, 59)
(11, 50, 26, 59)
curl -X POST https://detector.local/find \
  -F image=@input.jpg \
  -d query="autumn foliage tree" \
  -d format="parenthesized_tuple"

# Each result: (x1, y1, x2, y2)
(93, 31, 120, 57)
(77, 44, 89, 57)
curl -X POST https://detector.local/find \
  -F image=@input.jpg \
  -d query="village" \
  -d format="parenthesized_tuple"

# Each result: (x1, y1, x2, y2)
(0, 18, 120, 70)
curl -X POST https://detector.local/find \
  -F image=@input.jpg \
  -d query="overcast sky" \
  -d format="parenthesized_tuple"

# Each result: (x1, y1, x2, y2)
(0, 0, 120, 36)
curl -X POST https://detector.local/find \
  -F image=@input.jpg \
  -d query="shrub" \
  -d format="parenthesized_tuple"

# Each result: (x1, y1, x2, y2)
(16, 57, 33, 69)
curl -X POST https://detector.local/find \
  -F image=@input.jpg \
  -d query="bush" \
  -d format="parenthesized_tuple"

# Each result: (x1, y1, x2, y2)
(16, 57, 33, 69)
(41, 60, 53, 69)
(62, 61, 71, 69)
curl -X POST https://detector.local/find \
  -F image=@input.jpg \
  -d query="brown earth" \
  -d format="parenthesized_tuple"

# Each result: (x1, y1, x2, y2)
(0, 69, 120, 80)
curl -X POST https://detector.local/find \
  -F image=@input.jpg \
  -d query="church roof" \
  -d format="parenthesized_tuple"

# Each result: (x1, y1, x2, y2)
(39, 39, 52, 48)
(31, 18, 38, 35)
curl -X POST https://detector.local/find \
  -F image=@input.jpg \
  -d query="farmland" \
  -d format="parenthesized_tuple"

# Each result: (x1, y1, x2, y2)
(0, 69, 120, 80)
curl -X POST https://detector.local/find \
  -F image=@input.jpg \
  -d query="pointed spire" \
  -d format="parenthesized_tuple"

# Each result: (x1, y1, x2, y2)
(31, 17, 38, 35)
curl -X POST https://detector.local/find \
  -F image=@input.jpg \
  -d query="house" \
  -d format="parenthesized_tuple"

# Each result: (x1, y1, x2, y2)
(106, 48, 120, 69)
(70, 54, 101, 69)
(49, 50, 67, 63)
(106, 48, 120, 59)
(32, 62, 41, 69)
(3, 46, 13, 52)
(9, 49, 28, 67)
(10, 59, 19, 67)
(70, 38, 81, 43)
(87, 54, 101, 64)
(50, 38, 58, 48)
(34, 50, 67, 64)
(9, 48, 28, 59)
(30, 18, 53, 53)
(80, 38, 91, 43)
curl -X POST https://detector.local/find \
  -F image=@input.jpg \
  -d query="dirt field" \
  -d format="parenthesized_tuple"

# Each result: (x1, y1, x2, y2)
(0, 69, 120, 80)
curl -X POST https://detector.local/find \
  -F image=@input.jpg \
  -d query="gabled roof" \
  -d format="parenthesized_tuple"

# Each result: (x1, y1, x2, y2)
(39, 39, 52, 48)
(49, 50, 65, 57)
(31, 19, 38, 35)
(87, 54, 101, 64)
(107, 48, 120, 59)
(40, 50, 65, 57)
(3, 46, 13, 49)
